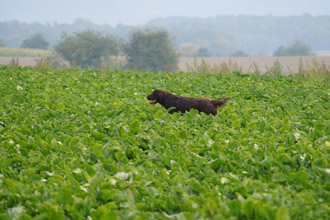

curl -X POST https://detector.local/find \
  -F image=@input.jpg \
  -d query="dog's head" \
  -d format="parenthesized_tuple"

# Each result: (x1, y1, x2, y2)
(147, 89, 167, 104)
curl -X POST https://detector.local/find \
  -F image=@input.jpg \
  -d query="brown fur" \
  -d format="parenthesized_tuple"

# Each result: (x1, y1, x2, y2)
(147, 89, 231, 116)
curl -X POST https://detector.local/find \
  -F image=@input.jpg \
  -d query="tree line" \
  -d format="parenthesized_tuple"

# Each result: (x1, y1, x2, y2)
(3, 29, 313, 71)
(18, 30, 313, 70)
(148, 14, 330, 56)
(1, 14, 330, 56)
(50, 29, 177, 71)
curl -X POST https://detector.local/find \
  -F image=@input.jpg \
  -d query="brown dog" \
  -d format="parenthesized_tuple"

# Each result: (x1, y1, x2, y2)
(147, 89, 231, 116)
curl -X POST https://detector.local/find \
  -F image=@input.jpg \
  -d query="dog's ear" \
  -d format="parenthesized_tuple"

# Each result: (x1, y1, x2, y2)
(157, 90, 164, 97)
(155, 89, 166, 99)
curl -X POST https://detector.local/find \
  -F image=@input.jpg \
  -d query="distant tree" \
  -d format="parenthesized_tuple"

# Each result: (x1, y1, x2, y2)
(0, 39, 5, 47)
(273, 40, 311, 56)
(21, 34, 49, 50)
(179, 43, 199, 57)
(125, 29, 178, 72)
(54, 30, 119, 68)
(196, 47, 212, 57)
(230, 50, 249, 57)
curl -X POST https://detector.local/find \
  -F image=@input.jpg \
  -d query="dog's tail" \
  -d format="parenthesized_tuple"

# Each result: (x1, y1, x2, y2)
(211, 97, 231, 107)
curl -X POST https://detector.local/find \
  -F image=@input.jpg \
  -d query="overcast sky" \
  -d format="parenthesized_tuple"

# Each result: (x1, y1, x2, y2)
(2, 0, 330, 26)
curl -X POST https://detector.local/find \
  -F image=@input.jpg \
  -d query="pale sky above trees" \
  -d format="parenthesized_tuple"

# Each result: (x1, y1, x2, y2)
(2, 0, 330, 26)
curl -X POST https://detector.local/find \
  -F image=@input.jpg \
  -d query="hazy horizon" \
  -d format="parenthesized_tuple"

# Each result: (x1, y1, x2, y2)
(2, 0, 330, 26)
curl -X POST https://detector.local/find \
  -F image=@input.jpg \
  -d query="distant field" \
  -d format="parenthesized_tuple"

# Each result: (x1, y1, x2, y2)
(0, 47, 52, 58)
(180, 56, 330, 74)
(0, 57, 39, 67)
(1, 55, 330, 74)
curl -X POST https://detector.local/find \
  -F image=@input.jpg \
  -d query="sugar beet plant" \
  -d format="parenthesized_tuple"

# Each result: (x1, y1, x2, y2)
(0, 65, 329, 219)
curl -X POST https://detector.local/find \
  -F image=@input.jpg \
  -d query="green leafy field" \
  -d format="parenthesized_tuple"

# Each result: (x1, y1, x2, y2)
(0, 66, 329, 219)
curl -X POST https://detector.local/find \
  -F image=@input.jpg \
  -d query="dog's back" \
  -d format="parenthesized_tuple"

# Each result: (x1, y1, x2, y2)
(147, 89, 230, 116)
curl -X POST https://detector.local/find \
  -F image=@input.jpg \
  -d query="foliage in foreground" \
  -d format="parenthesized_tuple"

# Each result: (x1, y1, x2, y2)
(0, 66, 329, 219)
